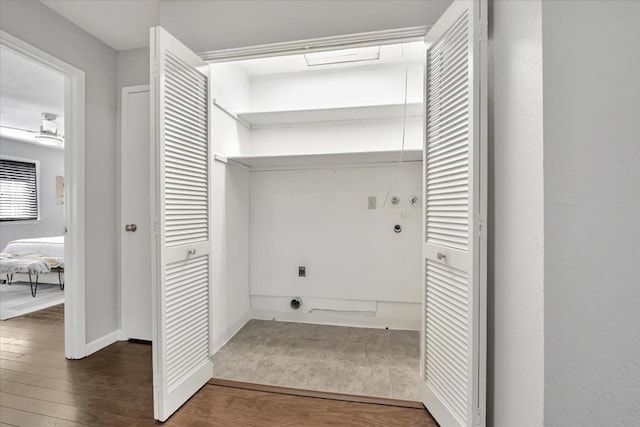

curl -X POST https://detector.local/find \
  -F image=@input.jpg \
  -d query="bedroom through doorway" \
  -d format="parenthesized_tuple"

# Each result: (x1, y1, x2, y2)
(0, 30, 86, 360)
(0, 44, 66, 320)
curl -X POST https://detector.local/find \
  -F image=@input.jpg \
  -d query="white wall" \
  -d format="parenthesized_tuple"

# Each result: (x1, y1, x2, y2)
(0, 0, 119, 343)
(0, 139, 65, 249)
(250, 164, 423, 325)
(250, 120, 423, 156)
(249, 62, 424, 112)
(542, 1, 640, 425)
(489, 1, 545, 426)
(235, 57, 424, 157)
(210, 63, 252, 347)
(210, 62, 251, 156)
(211, 161, 251, 348)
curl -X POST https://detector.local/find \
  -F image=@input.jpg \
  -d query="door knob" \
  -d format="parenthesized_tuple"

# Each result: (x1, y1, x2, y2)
(437, 252, 446, 261)
(125, 224, 137, 232)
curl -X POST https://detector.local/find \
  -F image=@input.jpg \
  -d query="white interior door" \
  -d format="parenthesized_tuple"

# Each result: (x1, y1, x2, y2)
(421, 1, 487, 426)
(121, 86, 152, 341)
(150, 26, 212, 422)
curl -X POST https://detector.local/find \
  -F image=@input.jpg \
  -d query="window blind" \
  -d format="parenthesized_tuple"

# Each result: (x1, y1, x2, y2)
(0, 159, 38, 221)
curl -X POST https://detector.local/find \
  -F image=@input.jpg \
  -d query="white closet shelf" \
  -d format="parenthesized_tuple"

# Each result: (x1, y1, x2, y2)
(220, 149, 423, 169)
(236, 103, 423, 128)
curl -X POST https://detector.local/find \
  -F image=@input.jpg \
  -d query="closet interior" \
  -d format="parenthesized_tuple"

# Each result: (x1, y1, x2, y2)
(208, 41, 426, 401)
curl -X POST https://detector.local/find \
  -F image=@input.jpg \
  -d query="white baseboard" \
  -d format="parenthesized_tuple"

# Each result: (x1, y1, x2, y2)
(85, 329, 123, 356)
(210, 311, 252, 356)
(249, 296, 421, 331)
(249, 309, 420, 331)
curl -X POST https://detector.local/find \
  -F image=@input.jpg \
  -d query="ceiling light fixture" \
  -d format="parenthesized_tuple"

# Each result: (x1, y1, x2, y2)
(40, 112, 59, 136)
(0, 113, 65, 148)
(34, 133, 64, 147)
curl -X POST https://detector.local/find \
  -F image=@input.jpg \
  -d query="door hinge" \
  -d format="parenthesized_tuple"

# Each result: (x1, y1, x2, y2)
(476, 407, 482, 426)
(151, 60, 160, 77)
(477, 218, 483, 236)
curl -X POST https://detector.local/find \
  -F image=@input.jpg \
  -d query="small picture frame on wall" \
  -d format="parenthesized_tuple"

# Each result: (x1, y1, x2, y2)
(56, 175, 64, 205)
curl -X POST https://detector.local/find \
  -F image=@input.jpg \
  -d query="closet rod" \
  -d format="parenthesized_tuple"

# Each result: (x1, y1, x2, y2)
(212, 99, 251, 129)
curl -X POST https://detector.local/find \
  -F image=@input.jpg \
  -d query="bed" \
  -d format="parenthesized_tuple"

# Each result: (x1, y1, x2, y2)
(0, 236, 64, 297)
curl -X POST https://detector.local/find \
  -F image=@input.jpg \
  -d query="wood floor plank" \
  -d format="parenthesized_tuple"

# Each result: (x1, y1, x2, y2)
(0, 351, 71, 370)
(0, 338, 64, 352)
(0, 391, 36, 410)
(90, 413, 158, 427)
(167, 385, 437, 427)
(0, 392, 100, 425)
(0, 369, 75, 392)
(0, 407, 83, 427)
(0, 380, 79, 406)
(24, 400, 102, 425)
(1, 343, 62, 359)
(0, 359, 70, 380)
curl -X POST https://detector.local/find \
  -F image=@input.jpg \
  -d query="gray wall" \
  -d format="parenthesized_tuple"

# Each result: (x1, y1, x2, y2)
(117, 47, 149, 89)
(542, 1, 640, 425)
(0, 0, 118, 343)
(0, 139, 65, 249)
(489, 1, 545, 425)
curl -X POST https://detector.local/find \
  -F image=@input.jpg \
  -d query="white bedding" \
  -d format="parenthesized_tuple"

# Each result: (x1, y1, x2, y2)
(3, 236, 64, 258)
(0, 236, 64, 274)
(0, 254, 55, 274)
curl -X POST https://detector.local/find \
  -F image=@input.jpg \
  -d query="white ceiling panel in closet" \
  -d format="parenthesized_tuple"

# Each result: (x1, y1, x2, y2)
(237, 42, 425, 76)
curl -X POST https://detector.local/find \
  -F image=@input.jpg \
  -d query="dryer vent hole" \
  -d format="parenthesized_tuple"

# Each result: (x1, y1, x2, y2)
(290, 298, 302, 310)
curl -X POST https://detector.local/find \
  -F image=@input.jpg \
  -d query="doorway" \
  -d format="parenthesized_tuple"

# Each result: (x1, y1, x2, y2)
(205, 39, 425, 403)
(150, 1, 487, 423)
(0, 30, 86, 360)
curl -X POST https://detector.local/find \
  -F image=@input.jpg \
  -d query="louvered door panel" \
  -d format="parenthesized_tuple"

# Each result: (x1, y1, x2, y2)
(151, 27, 212, 423)
(421, 1, 487, 427)
(425, 10, 470, 252)
(164, 52, 209, 247)
(165, 254, 209, 390)
(425, 259, 470, 425)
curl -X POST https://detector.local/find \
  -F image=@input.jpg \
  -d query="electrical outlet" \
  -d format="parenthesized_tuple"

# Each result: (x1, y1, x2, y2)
(368, 196, 377, 210)
(298, 266, 306, 277)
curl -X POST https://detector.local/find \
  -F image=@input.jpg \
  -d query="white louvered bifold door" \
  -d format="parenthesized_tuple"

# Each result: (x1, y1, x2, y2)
(421, 1, 487, 427)
(150, 27, 212, 423)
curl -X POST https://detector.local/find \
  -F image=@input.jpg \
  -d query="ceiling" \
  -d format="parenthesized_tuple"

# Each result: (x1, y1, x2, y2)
(38, 1, 452, 53)
(40, 0, 160, 51)
(0, 45, 65, 134)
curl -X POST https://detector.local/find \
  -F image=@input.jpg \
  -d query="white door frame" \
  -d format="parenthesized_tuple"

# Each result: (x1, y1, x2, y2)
(198, 26, 429, 62)
(119, 84, 150, 340)
(0, 30, 86, 360)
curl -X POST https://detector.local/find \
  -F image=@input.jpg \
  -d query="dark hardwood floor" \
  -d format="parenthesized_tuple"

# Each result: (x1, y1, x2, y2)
(0, 305, 437, 426)
(0, 304, 154, 426)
